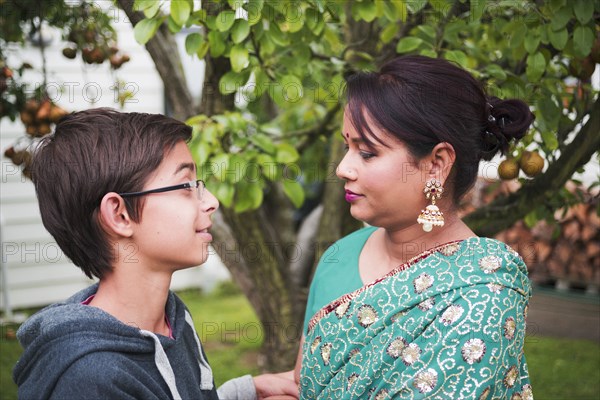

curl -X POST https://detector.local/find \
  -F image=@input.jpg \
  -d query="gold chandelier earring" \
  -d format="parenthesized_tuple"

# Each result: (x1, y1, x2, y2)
(417, 179, 445, 232)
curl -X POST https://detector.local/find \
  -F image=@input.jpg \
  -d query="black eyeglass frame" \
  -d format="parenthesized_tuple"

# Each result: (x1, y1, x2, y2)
(118, 179, 205, 200)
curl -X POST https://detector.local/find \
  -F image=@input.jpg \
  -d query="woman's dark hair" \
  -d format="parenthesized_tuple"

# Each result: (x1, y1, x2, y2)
(345, 55, 534, 203)
(31, 108, 192, 279)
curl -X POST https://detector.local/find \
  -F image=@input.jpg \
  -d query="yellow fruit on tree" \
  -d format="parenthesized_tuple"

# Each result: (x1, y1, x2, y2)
(498, 159, 520, 180)
(519, 151, 544, 177)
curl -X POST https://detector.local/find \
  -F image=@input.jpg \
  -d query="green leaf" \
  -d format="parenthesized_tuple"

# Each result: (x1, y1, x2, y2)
(406, 0, 427, 14)
(419, 48, 437, 58)
(548, 0, 566, 13)
(268, 22, 290, 46)
(524, 210, 538, 228)
(280, 11, 305, 33)
(167, 15, 182, 33)
(573, 25, 594, 57)
(416, 25, 436, 42)
(257, 154, 279, 180)
(197, 41, 210, 59)
(216, 10, 236, 32)
(306, 8, 324, 35)
(219, 71, 250, 94)
(170, 0, 191, 26)
(396, 37, 423, 53)
(195, 142, 212, 165)
(283, 180, 305, 208)
(208, 31, 226, 57)
(526, 52, 546, 82)
(470, 0, 486, 22)
(212, 182, 235, 208)
(524, 28, 541, 53)
(135, 0, 161, 18)
(272, 75, 303, 107)
(249, 133, 276, 154)
(211, 153, 230, 181)
(540, 129, 559, 151)
(201, 123, 219, 144)
(186, 114, 207, 126)
(550, 6, 572, 31)
(230, 44, 249, 72)
(353, 0, 377, 22)
(537, 95, 560, 131)
(380, 24, 399, 44)
(246, 0, 264, 25)
(185, 32, 204, 55)
(275, 143, 299, 163)
(444, 50, 468, 68)
(133, 17, 164, 45)
(234, 181, 263, 212)
(547, 26, 568, 50)
(509, 22, 527, 49)
(485, 64, 507, 80)
(573, 0, 593, 24)
(231, 19, 250, 43)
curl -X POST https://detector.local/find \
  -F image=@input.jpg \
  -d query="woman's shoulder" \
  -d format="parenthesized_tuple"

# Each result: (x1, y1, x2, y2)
(451, 237, 531, 294)
(461, 237, 526, 264)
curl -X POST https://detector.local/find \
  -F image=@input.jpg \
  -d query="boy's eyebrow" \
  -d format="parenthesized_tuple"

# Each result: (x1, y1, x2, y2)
(174, 162, 197, 175)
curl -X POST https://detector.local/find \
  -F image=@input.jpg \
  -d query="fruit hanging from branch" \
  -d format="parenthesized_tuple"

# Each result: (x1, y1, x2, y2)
(498, 150, 545, 181)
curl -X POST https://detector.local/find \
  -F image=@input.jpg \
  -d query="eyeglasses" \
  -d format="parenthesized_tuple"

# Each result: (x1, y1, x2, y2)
(118, 179, 205, 201)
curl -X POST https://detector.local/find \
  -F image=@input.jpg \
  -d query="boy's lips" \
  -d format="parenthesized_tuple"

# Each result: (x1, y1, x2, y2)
(196, 226, 213, 240)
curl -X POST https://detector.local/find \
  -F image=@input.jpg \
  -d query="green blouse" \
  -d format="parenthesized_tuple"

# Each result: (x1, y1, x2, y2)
(303, 226, 376, 335)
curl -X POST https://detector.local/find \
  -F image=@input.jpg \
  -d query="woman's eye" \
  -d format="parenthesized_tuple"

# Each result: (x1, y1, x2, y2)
(359, 151, 375, 159)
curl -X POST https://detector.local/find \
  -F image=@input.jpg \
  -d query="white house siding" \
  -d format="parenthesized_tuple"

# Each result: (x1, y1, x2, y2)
(1, 4, 228, 314)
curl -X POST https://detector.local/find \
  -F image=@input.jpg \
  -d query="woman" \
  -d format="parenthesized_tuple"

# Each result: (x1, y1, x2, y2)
(296, 56, 535, 399)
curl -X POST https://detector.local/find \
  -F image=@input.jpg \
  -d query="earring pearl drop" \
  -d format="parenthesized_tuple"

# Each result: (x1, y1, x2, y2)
(417, 179, 445, 232)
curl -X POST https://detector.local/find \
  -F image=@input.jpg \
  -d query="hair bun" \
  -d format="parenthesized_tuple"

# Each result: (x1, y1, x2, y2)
(481, 97, 535, 160)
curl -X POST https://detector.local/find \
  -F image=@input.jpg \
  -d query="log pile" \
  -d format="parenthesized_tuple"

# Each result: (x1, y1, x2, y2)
(461, 179, 600, 293)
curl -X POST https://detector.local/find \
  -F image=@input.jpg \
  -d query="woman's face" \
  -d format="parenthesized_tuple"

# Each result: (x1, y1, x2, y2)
(337, 109, 431, 230)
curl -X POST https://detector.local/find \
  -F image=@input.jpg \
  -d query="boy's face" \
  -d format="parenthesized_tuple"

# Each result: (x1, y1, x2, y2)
(129, 140, 219, 272)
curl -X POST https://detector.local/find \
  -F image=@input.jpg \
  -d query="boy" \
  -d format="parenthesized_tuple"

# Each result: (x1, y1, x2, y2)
(13, 108, 297, 399)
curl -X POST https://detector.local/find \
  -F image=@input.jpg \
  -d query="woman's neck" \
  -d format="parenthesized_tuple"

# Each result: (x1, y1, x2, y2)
(383, 213, 474, 263)
(359, 213, 475, 284)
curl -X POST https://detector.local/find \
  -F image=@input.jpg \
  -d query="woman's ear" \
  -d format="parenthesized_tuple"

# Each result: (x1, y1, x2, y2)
(98, 193, 134, 238)
(426, 142, 456, 184)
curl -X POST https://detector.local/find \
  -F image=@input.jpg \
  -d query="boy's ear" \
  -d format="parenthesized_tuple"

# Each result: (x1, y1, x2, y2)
(98, 193, 134, 238)
(424, 142, 456, 183)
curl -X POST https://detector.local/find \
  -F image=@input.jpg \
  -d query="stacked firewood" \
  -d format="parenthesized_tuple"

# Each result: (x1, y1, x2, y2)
(463, 179, 600, 292)
(496, 203, 600, 290)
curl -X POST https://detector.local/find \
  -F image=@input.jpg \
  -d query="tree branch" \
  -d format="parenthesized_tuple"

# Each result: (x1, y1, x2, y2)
(464, 96, 600, 236)
(117, 0, 194, 120)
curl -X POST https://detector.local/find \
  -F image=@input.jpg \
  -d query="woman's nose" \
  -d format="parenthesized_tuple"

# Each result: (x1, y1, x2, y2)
(336, 154, 357, 181)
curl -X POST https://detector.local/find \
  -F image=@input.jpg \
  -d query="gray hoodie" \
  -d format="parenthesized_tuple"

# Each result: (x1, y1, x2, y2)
(13, 284, 256, 399)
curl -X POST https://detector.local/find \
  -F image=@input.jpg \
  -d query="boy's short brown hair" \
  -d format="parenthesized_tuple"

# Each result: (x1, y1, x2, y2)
(31, 108, 192, 279)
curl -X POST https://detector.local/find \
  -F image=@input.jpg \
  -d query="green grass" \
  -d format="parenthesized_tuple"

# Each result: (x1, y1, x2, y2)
(525, 336, 600, 399)
(1, 284, 599, 400)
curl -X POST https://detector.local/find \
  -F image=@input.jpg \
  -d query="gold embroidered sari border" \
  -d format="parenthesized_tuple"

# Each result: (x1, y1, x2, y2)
(307, 239, 467, 333)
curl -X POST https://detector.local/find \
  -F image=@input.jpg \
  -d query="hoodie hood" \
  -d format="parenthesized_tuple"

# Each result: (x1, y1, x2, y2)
(13, 284, 214, 399)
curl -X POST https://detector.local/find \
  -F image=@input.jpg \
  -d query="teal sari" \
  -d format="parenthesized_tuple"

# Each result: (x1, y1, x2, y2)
(300, 237, 533, 399)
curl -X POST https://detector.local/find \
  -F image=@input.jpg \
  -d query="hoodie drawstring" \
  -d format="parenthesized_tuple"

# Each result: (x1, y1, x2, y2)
(185, 310, 215, 390)
(139, 330, 183, 400)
